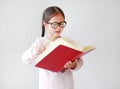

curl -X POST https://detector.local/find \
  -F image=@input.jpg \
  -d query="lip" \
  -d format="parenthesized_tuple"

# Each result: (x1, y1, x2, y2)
(55, 31, 61, 33)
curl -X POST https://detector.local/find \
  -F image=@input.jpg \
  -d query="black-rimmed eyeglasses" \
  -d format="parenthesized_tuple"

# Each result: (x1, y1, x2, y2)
(47, 21, 67, 29)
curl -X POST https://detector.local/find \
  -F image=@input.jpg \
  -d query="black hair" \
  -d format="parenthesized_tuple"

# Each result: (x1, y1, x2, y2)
(41, 6, 65, 37)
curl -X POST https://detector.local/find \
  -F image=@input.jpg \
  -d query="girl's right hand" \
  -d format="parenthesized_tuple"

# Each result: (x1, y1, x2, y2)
(35, 45, 45, 55)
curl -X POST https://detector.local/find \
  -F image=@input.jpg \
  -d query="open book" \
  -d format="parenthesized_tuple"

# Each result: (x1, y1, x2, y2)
(33, 37, 95, 72)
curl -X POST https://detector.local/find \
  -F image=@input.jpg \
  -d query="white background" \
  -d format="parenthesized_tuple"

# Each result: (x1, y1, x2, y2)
(0, 0, 120, 89)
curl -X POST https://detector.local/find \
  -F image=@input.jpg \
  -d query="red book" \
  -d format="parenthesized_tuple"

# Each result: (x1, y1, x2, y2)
(33, 37, 95, 72)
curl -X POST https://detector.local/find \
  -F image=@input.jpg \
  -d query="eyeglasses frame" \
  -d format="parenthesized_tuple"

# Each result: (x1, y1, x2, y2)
(47, 21, 67, 29)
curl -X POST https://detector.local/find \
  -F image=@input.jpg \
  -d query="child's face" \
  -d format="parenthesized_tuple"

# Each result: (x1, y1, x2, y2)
(44, 13, 65, 37)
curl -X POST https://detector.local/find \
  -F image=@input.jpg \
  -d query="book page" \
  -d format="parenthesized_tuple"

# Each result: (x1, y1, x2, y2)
(82, 45, 95, 56)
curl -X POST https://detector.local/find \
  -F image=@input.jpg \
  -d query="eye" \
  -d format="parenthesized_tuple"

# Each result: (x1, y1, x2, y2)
(60, 21, 66, 27)
(51, 23, 58, 28)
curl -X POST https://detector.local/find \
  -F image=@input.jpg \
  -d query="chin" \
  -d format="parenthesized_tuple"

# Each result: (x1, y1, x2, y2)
(54, 33, 61, 38)
(56, 33, 61, 36)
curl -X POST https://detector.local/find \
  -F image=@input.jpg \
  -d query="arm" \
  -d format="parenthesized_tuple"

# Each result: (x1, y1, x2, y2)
(22, 38, 45, 64)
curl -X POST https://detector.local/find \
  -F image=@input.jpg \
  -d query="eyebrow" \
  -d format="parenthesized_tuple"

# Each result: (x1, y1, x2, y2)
(48, 21, 65, 23)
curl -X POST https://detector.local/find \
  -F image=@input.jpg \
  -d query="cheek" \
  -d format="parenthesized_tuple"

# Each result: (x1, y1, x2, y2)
(46, 25, 53, 32)
(48, 28, 55, 33)
(61, 28, 64, 31)
(45, 24, 50, 29)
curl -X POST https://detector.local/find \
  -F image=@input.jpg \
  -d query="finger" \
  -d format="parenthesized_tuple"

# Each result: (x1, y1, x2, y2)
(41, 46, 45, 51)
(66, 61, 72, 68)
(69, 61, 72, 64)
(68, 61, 72, 66)
(64, 63, 67, 68)
(74, 59, 78, 64)
(64, 62, 69, 68)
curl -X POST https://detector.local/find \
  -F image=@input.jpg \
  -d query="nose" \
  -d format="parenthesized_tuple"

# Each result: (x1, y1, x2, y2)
(55, 26, 63, 31)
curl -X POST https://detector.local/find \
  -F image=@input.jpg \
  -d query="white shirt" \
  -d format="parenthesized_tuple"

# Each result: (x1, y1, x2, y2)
(22, 37, 83, 89)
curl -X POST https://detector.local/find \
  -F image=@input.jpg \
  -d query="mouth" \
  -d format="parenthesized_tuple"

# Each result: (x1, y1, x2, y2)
(55, 31, 61, 34)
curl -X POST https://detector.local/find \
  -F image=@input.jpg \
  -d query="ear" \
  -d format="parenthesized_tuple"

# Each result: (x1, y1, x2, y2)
(43, 21, 48, 29)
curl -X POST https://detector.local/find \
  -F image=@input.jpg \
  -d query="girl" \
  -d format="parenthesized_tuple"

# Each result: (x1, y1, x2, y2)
(22, 6, 83, 89)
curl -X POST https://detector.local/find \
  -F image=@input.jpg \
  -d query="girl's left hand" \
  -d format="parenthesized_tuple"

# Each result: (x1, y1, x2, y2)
(64, 60, 78, 70)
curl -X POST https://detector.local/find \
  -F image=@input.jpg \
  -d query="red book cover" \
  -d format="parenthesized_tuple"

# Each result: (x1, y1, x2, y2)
(35, 45, 83, 72)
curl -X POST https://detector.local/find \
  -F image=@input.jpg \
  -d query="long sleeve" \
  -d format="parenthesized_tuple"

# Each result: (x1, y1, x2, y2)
(22, 38, 43, 64)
